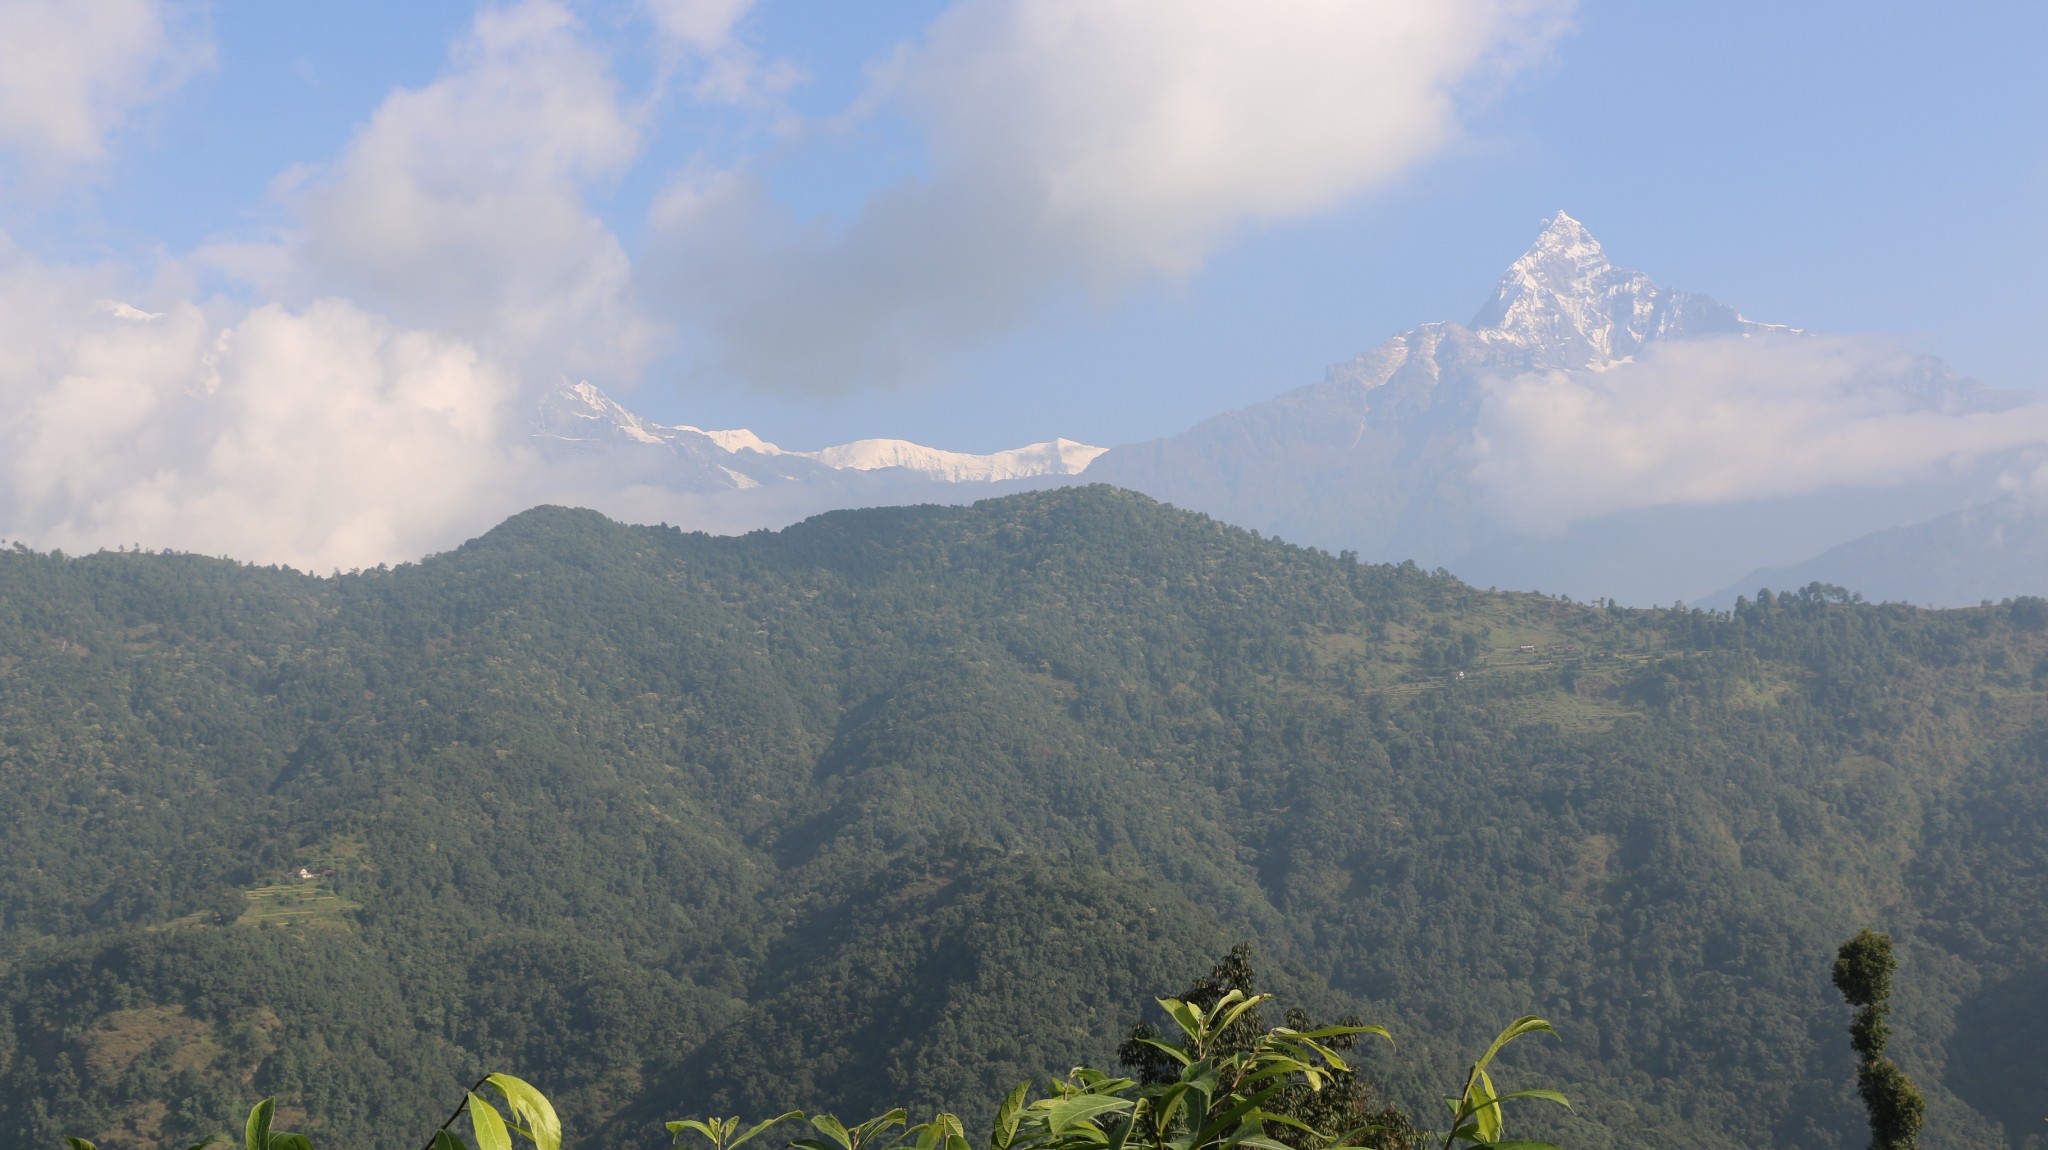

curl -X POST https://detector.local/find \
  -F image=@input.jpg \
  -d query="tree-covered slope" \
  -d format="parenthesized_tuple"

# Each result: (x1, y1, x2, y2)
(0, 487, 2043, 1149)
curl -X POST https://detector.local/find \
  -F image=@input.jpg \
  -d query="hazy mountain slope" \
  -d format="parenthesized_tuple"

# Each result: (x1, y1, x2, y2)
(1, 489, 2045, 1149)
(1083, 213, 2034, 603)
(517, 213, 2048, 605)
(1707, 496, 2048, 607)
(1083, 212, 1781, 564)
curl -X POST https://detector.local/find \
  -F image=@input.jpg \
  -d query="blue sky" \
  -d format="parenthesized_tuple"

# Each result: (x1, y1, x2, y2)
(0, 0, 2042, 567)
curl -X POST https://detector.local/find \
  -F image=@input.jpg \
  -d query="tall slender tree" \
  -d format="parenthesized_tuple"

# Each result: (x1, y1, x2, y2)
(1833, 931, 1926, 1150)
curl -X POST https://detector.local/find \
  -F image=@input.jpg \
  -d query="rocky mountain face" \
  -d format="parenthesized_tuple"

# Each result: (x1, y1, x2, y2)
(1464, 209, 1776, 366)
(1085, 212, 2032, 604)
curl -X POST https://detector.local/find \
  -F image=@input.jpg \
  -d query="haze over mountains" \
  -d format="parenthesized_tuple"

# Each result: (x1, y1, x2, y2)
(7, 488, 2048, 1149)
(550, 213, 2048, 607)
(1092, 213, 2048, 606)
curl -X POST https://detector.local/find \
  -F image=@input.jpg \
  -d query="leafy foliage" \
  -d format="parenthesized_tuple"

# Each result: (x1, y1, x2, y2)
(65, 1074, 556, 1150)
(1119, 947, 1419, 1150)
(1432, 1018, 1568, 1150)
(1833, 933, 1925, 1150)
(671, 991, 1559, 1150)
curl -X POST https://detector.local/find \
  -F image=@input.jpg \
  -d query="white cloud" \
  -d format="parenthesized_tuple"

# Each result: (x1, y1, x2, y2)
(906, 0, 1566, 281)
(0, 2, 1587, 569)
(287, 0, 654, 381)
(650, 0, 1572, 390)
(0, 245, 530, 571)
(1467, 333, 2048, 532)
(0, 0, 212, 181)
(0, 2, 676, 571)
(643, 0, 753, 53)
(638, 0, 802, 104)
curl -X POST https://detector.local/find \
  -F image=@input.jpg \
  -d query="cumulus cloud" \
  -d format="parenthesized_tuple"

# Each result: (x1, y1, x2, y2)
(0, 1, 678, 570)
(285, 0, 653, 380)
(643, 0, 754, 52)
(0, 2, 1588, 569)
(641, 0, 800, 105)
(0, 243, 530, 572)
(0, 0, 212, 182)
(649, 0, 1573, 391)
(1467, 333, 2048, 532)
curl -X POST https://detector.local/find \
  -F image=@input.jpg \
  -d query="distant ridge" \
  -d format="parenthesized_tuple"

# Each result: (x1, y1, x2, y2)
(534, 380, 1104, 492)
(1707, 495, 2048, 607)
(1084, 211, 2026, 604)
(518, 214, 2048, 606)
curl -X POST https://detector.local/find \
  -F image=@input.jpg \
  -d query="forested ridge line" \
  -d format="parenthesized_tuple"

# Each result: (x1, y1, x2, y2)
(1, 487, 2044, 1149)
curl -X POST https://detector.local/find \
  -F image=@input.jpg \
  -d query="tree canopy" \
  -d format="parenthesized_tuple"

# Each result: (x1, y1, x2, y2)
(0, 488, 2043, 1148)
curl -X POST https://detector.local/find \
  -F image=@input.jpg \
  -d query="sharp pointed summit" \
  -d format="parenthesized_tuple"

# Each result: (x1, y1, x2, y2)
(1491, 210, 1612, 297)
(1470, 211, 1755, 369)
(1081, 210, 2009, 605)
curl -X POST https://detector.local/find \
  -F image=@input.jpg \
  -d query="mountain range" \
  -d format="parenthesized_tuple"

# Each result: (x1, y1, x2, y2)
(542, 213, 2048, 607)
(6, 489, 2048, 1149)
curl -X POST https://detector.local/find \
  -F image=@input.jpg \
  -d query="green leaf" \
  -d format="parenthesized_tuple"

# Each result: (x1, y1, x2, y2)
(1483, 1142, 1564, 1149)
(1209, 992, 1270, 1037)
(470, 1090, 515, 1150)
(848, 1108, 908, 1150)
(271, 1137, 313, 1150)
(992, 1081, 1031, 1150)
(1148, 1084, 1191, 1132)
(181, 1139, 228, 1150)
(245, 1098, 275, 1150)
(1489, 1088, 1572, 1110)
(1241, 1109, 1318, 1135)
(431, 1132, 468, 1150)
(1176, 1058, 1220, 1097)
(1040, 1094, 1132, 1134)
(484, 1073, 562, 1150)
(734, 1112, 806, 1150)
(1191, 1085, 1284, 1146)
(809, 1114, 854, 1150)
(1160, 998, 1204, 1042)
(1473, 1017, 1555, 1079)
(1284, 1023, 1391, 1043)
(1471, 1067, 1502, 1143)
(1132, 1038, 1194, 1068)
(669, 1119, 720, 1143)
(65, 1139, 98, 1150)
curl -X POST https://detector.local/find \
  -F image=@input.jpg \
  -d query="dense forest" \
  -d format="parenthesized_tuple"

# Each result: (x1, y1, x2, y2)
(0, 486, 2043, 1149)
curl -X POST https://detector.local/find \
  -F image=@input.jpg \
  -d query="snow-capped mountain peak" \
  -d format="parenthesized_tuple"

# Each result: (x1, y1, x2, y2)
(532, 381, 1103, 489)
(1468, 210, 1756, 369)
(1489, 209, 1612, 297)
(541, 381, 671, 445)
(808, 437, 1107, 482)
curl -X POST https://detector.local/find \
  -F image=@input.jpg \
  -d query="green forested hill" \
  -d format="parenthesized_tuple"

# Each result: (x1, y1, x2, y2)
(0, 487, 2044, 1149)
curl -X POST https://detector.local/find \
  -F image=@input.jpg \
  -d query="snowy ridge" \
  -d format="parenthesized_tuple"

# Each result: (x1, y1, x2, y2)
(1469, 210, 1775, 369)
(534, 381, 1103, 487)
(1324, 211, 1796, 392)
(1084, 209, 2020, 607)
(808, 437, 1106, 482)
